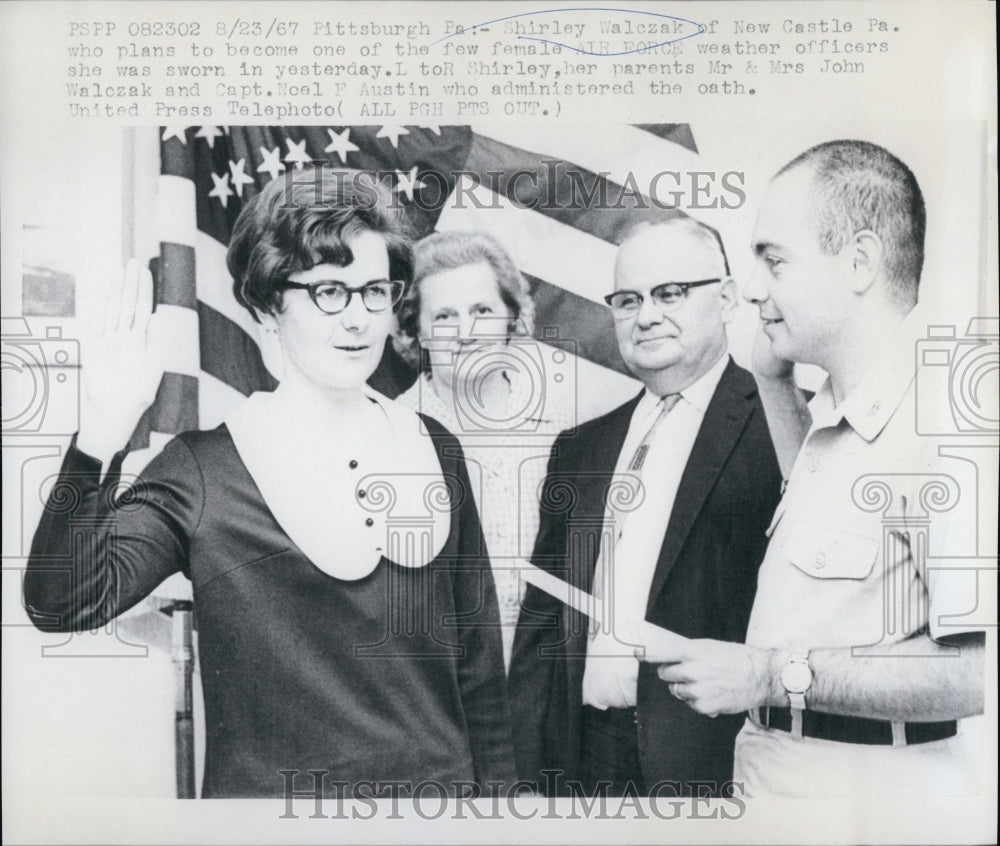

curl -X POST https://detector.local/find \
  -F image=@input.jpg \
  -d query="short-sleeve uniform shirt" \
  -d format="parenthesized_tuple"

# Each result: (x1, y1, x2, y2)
(736, 309, 987, 797)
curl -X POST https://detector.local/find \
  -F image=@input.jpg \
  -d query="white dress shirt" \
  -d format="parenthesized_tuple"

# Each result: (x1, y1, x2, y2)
(582, 352, 730, 709)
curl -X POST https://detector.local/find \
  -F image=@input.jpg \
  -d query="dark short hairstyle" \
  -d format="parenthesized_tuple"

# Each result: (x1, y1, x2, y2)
(778, 140, 925, 305)
(618, 214, 732, 277)
(226, 168, 413, 320)
(394, 230, 535, 368)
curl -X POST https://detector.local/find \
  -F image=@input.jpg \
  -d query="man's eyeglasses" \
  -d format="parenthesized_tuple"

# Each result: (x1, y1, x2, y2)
(281, 279, 405, 315)
(603, 279, 723, 317)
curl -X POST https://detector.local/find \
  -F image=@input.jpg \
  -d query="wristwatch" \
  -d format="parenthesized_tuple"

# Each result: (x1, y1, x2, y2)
(780, 650, 813, 711)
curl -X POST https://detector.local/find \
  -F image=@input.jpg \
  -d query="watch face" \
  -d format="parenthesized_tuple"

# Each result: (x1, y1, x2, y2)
(782, 661, 813, 694)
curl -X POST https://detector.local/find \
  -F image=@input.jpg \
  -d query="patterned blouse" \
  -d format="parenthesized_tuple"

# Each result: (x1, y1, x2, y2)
(396, 370, 573, 668)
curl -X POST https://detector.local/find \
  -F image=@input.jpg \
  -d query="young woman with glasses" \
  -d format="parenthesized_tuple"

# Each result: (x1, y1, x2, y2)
(24, 170, 515, 798)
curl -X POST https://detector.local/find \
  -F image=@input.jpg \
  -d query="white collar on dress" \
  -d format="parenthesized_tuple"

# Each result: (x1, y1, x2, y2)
(226, 388, 450, 581)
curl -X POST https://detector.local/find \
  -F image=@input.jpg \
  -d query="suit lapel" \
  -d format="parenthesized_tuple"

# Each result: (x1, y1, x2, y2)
(645, 361, 755, 611)
(573, 392, 642, 594)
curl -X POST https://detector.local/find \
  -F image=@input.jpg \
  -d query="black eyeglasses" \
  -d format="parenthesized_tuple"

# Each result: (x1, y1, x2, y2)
(280, 279, 405, 315)
(604, 279, 723, 317)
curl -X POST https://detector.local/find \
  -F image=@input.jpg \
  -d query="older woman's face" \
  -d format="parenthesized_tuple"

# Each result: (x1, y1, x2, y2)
(417, 262, 514, 386)
(265, 230, 393, 392)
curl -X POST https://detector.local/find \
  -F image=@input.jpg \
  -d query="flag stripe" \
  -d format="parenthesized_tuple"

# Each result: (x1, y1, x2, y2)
(435, 178, 616, 305)
(160, 129, 195, 179)
(156, 305, 201, 377)
(197, 302, 278, 396)
(131, 372, 198, 448)
(463, 133, 685, 245)
(475, 124, 702, 208)
(199, 370, 252, 431)
(158, 243, 198, 309)
(157, 175, 197, 248)
(634, 124, 699, 153)
(193, 231, 264, 348)
(526, 275, 627, 375)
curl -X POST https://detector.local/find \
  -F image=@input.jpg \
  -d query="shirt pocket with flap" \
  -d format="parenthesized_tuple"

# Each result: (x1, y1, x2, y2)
(782, 521, 880, 580)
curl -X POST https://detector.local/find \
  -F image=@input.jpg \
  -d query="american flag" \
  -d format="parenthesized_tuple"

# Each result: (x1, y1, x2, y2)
(133, 123, 702, 451)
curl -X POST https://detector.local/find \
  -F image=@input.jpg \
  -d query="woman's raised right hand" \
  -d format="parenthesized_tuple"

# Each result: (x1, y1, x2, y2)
(76, 259, 167, 461)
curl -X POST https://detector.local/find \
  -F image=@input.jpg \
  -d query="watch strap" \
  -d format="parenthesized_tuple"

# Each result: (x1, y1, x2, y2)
(783, 649, 812, 712)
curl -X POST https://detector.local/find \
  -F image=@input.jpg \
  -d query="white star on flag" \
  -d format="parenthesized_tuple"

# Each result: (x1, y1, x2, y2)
(284, 138, 312, 170)
(393, 167, 425, 202)
(375, 125, 409, 149)
(229, 159, 255, 197)
(208, 171, 234, 208)
(161, 127, 187, 144)
(257, 146, 285, 181)
(195, 126, 225, 149)
(324, 128, 359, 164)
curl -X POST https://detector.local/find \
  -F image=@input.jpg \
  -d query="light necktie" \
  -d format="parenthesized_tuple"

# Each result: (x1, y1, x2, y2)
(591, 393, 682, 609)
(626, 393, 682, 473)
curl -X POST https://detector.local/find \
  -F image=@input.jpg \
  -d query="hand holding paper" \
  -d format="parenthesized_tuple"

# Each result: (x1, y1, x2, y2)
(634, 620, 692, 660)
(635, 628, 778, 719)
(522, 564, 779, 719)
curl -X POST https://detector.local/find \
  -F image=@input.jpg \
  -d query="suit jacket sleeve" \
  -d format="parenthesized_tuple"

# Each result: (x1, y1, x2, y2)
(508, 435, 571, 785)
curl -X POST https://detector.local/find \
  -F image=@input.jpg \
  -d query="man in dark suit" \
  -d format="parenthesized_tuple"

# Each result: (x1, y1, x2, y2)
(509, 216, 782, 798)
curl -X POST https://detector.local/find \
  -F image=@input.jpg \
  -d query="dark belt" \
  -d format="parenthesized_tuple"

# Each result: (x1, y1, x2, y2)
(749, 706, 957, 746)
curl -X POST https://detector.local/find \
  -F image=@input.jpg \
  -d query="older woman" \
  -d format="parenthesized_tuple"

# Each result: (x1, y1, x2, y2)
(24, 172, 514, 798)
(394, 231, 573, 668)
